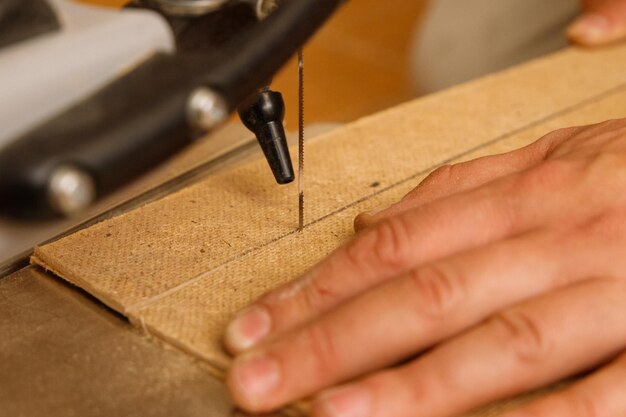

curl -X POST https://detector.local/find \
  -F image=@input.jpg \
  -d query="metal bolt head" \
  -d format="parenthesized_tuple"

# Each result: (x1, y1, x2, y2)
(47, 165, 96, 217)
(186, 87, 229, 131)
(145, 0, 229, 16)
(256, 0, 280, 19)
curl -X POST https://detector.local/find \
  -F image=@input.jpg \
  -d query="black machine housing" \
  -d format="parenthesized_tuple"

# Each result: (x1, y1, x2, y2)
(0, 0, 344, 219)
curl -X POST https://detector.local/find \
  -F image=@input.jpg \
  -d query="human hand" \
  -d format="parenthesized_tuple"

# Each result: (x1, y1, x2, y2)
(568, 0, 626, 46)
(224, 119, 626, 417)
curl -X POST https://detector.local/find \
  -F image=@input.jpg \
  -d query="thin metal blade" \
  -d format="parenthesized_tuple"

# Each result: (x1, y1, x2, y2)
(298, 48, 305, 232)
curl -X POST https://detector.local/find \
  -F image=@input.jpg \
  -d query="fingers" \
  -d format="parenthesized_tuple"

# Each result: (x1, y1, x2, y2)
(503, 352, 626, 417)
(355, 127, 578, 231)
(225, 229, 580, 412)
(354, 154, 530, 231)
(310, 279, 626, 417)
(225, 169, 553, 354)
(568, 0, 626, 46)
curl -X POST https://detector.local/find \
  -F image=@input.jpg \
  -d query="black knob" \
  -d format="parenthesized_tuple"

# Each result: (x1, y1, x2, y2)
(239, 89, 295, 184)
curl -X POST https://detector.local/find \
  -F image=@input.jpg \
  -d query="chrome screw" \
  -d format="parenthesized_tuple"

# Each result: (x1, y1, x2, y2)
(146, 0, 229, 16)
(256, 0, 280, 19)
(186, 87, 229, 131)
(47, 165, 96, 217)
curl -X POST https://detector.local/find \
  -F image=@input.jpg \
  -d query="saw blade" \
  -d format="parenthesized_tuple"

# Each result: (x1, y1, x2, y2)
(298, 48, 305, 232)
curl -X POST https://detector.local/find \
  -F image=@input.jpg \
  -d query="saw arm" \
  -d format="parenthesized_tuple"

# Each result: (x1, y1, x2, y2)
(0, 0, 344, 220)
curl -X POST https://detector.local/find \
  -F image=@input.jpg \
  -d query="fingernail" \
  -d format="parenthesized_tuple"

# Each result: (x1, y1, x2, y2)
(354, 205, 389, 231)
(312, 385, 371, 417)
(568, 13, 613, 43)
(363, 205, 388, 217)
(226, 305, 271, 352)
(232, 353, 281, 401)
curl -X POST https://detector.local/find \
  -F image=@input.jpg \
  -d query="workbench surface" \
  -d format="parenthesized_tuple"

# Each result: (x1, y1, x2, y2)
(0, 266, 281, 417)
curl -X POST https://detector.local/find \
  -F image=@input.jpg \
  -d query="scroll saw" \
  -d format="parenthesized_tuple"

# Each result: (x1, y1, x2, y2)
(0, 0, 341, 263)
(0, 1, 341, 414)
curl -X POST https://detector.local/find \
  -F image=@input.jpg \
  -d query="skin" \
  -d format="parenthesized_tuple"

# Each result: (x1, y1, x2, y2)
(568, 0, 626, 45)
(225, 2, 626, 416)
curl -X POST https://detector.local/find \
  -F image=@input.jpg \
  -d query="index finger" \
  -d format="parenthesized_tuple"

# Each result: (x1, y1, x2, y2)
(355, 126, 579, 230)
(224, 168, 560, 353)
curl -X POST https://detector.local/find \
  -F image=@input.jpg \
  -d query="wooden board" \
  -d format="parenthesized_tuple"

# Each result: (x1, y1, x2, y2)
(33, 45, 626, 415)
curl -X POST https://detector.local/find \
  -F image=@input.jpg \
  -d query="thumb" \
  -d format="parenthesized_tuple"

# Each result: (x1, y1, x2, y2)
(568, 0, 626, 46)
